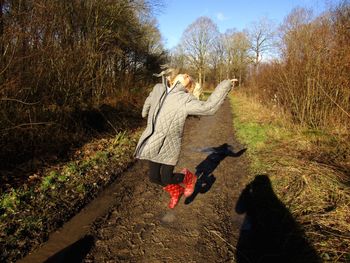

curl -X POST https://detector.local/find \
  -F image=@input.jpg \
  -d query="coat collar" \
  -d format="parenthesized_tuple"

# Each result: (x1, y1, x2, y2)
(167, 81, 187, 94)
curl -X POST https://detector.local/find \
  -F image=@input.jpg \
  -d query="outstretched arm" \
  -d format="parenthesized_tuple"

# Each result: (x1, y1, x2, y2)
(185, 79, 235, 116)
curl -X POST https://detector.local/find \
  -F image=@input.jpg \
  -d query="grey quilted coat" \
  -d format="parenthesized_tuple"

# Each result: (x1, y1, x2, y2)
(134, 79, 232, 165)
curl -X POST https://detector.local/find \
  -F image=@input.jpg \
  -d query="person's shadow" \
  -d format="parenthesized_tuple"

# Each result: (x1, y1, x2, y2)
(235, 175, 321, 263)
(185, 143, 246, 204)
(44, 235, 94, 263)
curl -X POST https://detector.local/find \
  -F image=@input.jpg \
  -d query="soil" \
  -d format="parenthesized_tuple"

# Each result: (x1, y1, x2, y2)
(19, 99, 251, 263)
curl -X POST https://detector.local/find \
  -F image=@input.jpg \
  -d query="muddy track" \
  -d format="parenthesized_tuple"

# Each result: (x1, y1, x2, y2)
(20, 99, 250, 263)
(86, 100, 249, 263)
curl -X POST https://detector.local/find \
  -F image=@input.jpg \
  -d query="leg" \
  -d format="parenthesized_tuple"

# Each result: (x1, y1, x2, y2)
(148, 161, 162, 185)
(160, 164, 185, 186)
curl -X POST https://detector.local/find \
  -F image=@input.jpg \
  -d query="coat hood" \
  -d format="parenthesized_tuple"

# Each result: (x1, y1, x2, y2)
(169, 81, 187, 93)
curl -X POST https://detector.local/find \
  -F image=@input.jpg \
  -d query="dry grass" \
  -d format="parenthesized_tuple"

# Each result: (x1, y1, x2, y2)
(229, 90, 350, 262)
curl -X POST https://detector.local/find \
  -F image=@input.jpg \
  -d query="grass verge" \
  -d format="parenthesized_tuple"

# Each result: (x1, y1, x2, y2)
(0, 129, 142, 262)
(229, 90, 350, 262)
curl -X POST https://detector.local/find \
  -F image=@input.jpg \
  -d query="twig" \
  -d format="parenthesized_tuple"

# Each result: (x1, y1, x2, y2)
(204, 226, 236, 251)
(0, 42, 17, 75)
(317, 83, 350, 119)
(98, 110, 119, 134)
(1, 98, 40, 105)
(1, 122, 55, 132)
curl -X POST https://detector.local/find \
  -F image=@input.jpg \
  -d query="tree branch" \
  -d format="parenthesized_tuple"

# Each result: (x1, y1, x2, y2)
(1, 98, 40, 105)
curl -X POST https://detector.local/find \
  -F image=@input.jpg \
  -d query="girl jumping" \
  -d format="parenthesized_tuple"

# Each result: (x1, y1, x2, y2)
(134, 72, 235, 208)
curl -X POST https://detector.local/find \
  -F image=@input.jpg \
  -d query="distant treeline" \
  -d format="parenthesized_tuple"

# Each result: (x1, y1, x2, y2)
(170, 1, 349, 132)
(0, 0, 166, 168)
(249, 3, 350, 130)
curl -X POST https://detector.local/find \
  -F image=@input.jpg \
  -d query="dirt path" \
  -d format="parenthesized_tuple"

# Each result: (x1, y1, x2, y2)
(18, 99, 250, 263)
(83, 99, 249, 263)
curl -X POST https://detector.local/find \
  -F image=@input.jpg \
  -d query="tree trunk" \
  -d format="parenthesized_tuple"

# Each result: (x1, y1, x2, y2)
(198, 70, 202, 86)
(255, 49, 259, 72)
(203, 70, 206, 86)
(0, 0, 3, 56)
(0, 0, 4, 75)
(239, 69, 242, 87)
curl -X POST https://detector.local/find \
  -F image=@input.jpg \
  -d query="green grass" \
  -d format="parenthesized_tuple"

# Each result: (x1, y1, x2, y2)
(229, 93, 292, 172)
(63, 162, 79, 176)
(76, 184, 85, 193)
(94, 151, 109, 162)
(234, 122, 270, 149)
(0, 189, 20, 213)
(57, 174, 68, 182)
(40, 171, 58, 191)
(205, 90, 272, 161)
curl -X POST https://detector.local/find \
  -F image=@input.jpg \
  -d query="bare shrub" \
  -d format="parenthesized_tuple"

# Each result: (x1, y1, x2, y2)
(247, 3, 350, 133)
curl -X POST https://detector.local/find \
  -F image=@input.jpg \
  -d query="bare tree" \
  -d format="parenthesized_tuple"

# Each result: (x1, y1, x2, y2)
(0, 0, 166, 172)
(247, 17, 276, 69)
(169, 44, 187, 70)
(209, 33, 225, 83)
(180, 16, 219, 85)
(222, 29, 250, 85)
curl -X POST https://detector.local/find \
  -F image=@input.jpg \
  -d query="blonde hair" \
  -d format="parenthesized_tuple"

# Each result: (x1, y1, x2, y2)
(186, 79, 196, 93)
(168, 72, 194, 91)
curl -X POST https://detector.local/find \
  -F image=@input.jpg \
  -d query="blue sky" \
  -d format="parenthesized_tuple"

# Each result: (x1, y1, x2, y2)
(156, 0, 334, 50)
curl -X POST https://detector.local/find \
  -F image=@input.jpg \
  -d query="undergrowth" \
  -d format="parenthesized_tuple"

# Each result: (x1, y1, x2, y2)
(0, 129, 142, 262)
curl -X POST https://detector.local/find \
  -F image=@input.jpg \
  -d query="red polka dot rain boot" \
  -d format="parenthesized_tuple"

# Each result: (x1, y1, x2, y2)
(181, 168, 197, 197)
(163, 184, 184, 209)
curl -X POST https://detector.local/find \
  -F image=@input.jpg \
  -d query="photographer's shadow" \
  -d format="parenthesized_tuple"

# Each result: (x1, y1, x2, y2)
(44, 235, 94, 263)
(235, 175, 321, 263)
(185, 143, 246, 205)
